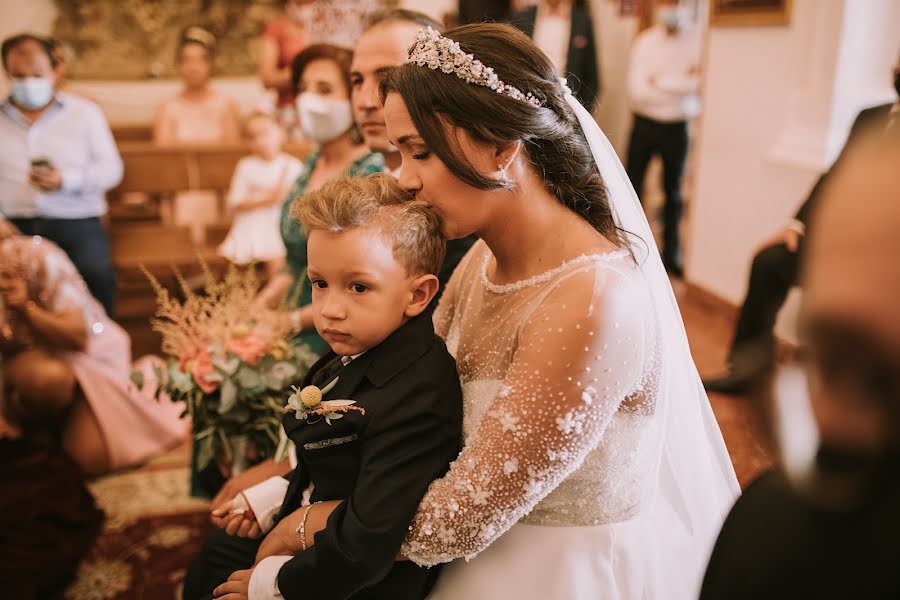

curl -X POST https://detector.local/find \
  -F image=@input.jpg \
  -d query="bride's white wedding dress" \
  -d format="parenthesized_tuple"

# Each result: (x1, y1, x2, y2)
(397, 80, 739, 599)
(402, 241, 736, 599)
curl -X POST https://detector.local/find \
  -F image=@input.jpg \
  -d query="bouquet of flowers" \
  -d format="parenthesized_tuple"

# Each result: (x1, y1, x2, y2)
(136, 262, 318, 493)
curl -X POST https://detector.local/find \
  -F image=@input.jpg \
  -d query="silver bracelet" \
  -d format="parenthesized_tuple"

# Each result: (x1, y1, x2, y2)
(295, 501, 320, 551)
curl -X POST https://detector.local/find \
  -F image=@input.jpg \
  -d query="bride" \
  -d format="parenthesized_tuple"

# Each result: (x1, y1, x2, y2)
(285, 23, 739, 598)
(383, 24, 739, 599)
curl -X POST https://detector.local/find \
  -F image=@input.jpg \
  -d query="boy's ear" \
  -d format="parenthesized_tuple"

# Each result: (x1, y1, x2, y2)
(405, 274, 440, 318)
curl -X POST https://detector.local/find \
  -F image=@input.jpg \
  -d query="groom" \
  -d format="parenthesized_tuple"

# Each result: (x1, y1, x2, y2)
(350, 8, 477, 298)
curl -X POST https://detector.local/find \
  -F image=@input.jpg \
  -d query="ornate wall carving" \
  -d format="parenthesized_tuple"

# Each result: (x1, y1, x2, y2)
(53, 0, 281, 79)
(52, 0, 386, 80)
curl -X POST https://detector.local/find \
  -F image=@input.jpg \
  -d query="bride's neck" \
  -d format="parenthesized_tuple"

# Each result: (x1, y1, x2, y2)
(479, 177, 605, 285)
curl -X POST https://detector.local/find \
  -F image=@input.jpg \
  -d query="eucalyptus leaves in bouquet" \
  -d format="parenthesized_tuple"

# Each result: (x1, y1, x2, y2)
(136, 262, 318, 475)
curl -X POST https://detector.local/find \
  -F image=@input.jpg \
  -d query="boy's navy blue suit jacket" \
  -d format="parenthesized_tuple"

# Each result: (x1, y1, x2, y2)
(275, 312, 463, 600)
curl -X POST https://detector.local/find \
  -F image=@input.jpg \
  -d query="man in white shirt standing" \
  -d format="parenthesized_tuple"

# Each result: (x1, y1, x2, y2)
(0, 33, 122, 316)
(625, 1, 701, 277)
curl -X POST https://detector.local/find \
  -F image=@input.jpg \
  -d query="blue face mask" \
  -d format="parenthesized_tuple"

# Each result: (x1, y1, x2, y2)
(658, 7, 684, 30)
(10, 77, 55, 110)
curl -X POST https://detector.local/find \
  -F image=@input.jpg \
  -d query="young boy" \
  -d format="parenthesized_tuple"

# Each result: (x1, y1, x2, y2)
(183, 173, 463, 600)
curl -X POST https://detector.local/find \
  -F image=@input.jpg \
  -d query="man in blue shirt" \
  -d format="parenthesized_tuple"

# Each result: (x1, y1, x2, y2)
(0, 33, 122, 316)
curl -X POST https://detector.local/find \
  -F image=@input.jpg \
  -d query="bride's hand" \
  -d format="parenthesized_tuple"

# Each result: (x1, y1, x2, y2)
(254, 500, 342, 563)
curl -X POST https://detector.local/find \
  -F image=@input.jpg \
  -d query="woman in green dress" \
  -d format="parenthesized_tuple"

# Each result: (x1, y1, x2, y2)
(254, 44, 383, 355)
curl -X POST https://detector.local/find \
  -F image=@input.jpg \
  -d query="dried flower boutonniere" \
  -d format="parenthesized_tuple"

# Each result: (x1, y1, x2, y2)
(284, 377, 365, 425)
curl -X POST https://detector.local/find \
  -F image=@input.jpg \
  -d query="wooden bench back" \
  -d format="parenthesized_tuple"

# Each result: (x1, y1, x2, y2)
(111, 141, 312, 196)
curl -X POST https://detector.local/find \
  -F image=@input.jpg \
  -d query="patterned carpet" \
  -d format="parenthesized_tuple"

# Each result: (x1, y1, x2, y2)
(64, 444, 210, 600)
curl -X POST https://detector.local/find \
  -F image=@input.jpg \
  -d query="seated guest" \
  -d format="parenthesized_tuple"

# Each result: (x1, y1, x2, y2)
(700, 132, 900, 599)
(704, 56, 900, 394)
(253, 43, 383, 357)
(218, 110, 303, 277)
(153, 27, 242, 244)
(508, 0, 599, 110)
(0, 234, 186, 475)
(183, 174, 463, 600)
(0, 33, 122, 316)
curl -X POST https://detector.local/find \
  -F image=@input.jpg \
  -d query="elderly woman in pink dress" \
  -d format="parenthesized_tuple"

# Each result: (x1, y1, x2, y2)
(0, 233, 186, 475)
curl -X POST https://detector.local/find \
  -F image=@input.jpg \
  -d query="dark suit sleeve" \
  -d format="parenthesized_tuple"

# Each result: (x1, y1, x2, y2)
(795, 105, 888, 224)
(276, 352, 462, 600)
(570, 6, 599, 109)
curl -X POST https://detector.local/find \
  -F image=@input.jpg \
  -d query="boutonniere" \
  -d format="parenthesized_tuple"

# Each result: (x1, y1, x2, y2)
(284, 377, 365, 425)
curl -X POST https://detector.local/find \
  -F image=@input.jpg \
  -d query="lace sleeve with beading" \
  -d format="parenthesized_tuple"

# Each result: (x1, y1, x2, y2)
(402, 262, 651, 566)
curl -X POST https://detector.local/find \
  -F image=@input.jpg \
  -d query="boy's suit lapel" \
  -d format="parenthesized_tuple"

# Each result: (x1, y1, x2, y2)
(282, 351, 375, 438)
(281, 314, 437, 437)
(322, 352, 374, 403)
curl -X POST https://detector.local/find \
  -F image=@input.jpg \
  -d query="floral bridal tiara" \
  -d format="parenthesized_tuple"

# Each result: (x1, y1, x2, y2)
(407, 26, 546, 108)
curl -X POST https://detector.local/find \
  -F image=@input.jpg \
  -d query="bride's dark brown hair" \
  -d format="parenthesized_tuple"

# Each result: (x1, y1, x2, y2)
(381, 23, 626, 248)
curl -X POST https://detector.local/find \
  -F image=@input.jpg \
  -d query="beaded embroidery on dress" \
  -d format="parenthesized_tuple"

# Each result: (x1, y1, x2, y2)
(403, 241, 660, 565)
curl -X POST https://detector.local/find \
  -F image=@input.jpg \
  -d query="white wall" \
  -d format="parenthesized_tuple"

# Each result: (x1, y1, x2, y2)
(684, 0, 900, 303)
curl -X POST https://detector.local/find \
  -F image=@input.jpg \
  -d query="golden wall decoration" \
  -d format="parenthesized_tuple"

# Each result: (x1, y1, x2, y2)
(53, 0, 386, 80)
(53, 0, 283, 80)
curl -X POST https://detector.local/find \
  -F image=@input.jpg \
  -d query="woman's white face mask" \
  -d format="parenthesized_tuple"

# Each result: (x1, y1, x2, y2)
(296, 93, 355, 144)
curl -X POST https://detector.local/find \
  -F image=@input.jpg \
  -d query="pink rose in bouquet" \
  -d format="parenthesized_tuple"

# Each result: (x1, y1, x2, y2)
(227, 330, 269, 366)
(178, 342, 205, 372)
(191, 348, 219, 394)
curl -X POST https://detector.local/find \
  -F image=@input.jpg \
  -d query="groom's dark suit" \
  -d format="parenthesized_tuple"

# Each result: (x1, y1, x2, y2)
(183, 313, 463, 600)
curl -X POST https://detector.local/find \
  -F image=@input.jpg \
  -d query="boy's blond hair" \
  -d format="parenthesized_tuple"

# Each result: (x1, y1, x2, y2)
(294, 173, 446, 276)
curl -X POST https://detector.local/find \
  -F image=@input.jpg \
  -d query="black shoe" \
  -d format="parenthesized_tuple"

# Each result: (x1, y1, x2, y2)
(703, 371, 753, 395)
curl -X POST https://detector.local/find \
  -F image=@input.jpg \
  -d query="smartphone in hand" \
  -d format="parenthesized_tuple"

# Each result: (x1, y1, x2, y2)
(30, 157, 52, 169)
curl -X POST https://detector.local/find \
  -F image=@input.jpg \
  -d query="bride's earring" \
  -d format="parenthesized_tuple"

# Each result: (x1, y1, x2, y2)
(498, 163, 511, 187)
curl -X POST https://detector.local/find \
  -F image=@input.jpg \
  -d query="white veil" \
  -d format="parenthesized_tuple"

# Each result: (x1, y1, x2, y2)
(562, 81, 741, 592)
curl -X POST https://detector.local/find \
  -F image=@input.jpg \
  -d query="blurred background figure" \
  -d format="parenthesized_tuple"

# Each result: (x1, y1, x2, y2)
(508, 0, 599, 110)
(217, 110, 301, 277)
(259, 0, 313, 138)
(625, 0, 701, 277)
(457, 0, 511, 25)
(259, 0, 380, 138)
(704, 54, 900, 394)
(700, 129, 900, 599)
(0, 33, 122, 316)
(0, 234, 186, 476)
(153, 27, 242, 245)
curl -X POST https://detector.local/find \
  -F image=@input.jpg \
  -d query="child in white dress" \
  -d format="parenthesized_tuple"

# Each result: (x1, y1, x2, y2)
(218, 112, 303, 276)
